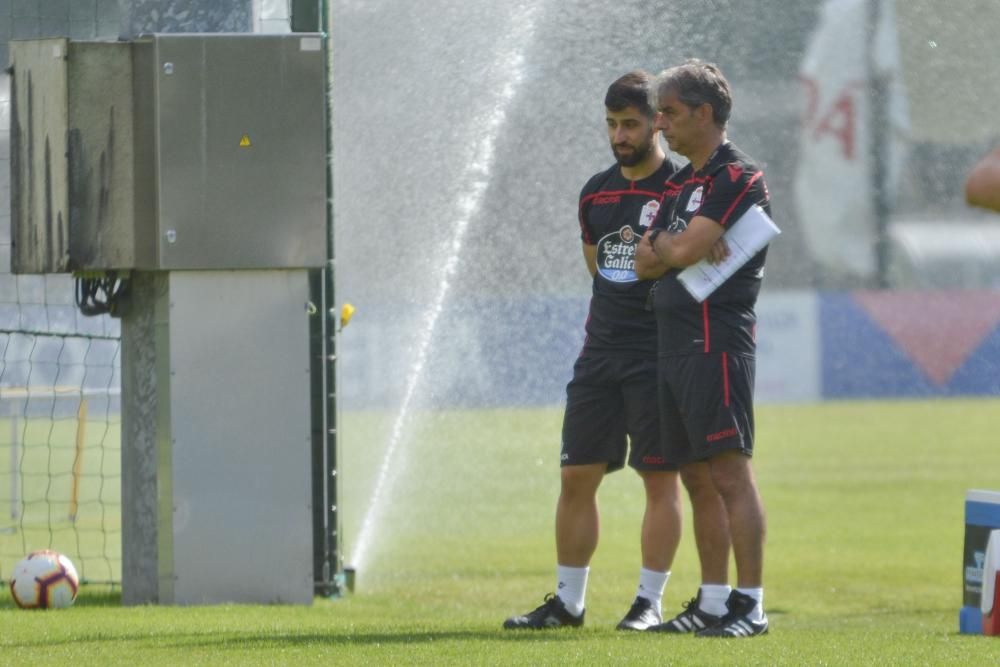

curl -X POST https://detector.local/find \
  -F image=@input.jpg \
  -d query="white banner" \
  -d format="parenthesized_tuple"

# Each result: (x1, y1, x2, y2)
(794, 0, 909, 280)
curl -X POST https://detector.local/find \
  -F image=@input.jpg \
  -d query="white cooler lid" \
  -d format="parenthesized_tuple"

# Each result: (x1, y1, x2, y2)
(982, 529, 1000, 615)
(967, 490, 1000, 505)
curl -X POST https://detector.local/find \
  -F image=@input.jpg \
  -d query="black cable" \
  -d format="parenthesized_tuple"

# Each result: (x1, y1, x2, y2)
(74, 272, 130, 318)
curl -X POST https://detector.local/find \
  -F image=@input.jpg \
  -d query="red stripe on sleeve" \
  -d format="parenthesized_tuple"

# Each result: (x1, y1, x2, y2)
(719, 170, 764, 226)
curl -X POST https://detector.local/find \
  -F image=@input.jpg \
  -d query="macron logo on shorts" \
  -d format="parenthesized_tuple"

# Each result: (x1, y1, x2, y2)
(706, 427, 739, 443)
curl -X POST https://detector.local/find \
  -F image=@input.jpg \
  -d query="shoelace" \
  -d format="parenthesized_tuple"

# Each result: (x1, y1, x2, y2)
(625, 598, 649, 619)
(525, 593, 560, 619)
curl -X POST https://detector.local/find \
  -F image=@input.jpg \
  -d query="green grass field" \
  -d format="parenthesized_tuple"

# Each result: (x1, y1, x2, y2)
(3, 399, 1000, 665)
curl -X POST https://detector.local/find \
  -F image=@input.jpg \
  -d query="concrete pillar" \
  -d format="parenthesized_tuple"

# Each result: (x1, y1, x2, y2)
(120, 272, 168, 604)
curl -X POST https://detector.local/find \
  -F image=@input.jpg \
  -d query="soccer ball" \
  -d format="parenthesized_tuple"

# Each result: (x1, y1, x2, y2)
(9, 550, 80, 609)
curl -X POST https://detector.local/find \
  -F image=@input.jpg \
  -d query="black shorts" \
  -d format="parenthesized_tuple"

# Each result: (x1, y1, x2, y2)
(658, 352, 755, 466)
(560, 353, 673, 473)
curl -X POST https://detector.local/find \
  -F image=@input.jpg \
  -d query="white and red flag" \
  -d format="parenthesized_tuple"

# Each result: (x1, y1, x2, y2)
(794, 0, 910, 280)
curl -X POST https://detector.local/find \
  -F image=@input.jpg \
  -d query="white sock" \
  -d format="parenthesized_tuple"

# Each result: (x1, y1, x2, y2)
(736, 587, 764, 622)
(636, 568, 670, 615)
(699, 583, 732, 616)
(556, 565, 589, 617)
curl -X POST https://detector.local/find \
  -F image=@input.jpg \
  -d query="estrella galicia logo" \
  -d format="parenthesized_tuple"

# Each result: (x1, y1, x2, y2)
(597, 225, 639, 283)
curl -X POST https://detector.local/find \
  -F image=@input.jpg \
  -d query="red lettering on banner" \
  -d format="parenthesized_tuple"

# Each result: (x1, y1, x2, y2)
(814, 92, 855, 159)
(801, 77, 860, 161)
(800, 76, 819, 125)
(594, 195, 621, 205)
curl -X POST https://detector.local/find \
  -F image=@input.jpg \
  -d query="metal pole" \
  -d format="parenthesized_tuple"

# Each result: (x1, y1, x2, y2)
(299, 0, 340, 597)
(308, 270, 328, 595)
(9, 415, 17, 520)
(322, 0, 342, 596)
(868, 0, 892, 288)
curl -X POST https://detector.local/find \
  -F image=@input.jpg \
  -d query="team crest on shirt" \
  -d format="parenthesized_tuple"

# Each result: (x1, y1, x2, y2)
(667, 216, 688, 234)
(639, 200, 660, 227)
(685, 186, 704, 212)
(596, 226, 640, 283)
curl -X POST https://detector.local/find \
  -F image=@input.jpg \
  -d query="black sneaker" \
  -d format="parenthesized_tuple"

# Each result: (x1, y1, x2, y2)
(696, 590, 768, 638)
(503, 594, 584, 629)
(616, 596, 662, 631)
(647, 591, 724, 633)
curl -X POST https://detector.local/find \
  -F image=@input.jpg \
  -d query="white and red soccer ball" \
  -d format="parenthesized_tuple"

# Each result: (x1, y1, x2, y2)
(8, 550, 80, 609)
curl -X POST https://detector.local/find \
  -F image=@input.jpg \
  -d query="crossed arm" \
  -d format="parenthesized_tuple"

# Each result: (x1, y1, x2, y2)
(634, 216, 729, 280)
(965, 146, 1000, 213)
(582, 243, 598, 277)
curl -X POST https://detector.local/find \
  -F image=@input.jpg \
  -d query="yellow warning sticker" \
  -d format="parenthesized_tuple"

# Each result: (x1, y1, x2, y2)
(239, 134, 252, 148)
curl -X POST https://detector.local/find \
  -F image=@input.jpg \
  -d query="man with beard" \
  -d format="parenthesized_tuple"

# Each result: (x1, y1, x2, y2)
(504, 71, 686, 631)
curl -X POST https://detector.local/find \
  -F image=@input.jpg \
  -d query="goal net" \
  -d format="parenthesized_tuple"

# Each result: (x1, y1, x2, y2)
(0, 275, 122, 587)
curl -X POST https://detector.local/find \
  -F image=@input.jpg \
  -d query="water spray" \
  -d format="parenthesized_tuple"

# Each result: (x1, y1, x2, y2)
(346, 2, 546, 583)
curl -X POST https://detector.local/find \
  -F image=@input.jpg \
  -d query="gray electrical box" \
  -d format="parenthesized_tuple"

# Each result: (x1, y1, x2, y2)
(10, 34, 327, 272)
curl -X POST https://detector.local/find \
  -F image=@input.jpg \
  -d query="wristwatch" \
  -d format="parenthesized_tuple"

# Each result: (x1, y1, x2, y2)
(647, 228, 663, 247)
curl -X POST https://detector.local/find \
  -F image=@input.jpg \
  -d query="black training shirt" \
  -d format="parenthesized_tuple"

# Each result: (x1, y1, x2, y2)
(649, 142, 770, 356)
(578, 158, 676, 357)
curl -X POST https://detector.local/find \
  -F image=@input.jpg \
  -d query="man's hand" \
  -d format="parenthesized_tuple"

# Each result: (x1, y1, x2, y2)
(635, 229, 668, 279)
(707, 238, 730, 265)
(966, 146, 1000, 213)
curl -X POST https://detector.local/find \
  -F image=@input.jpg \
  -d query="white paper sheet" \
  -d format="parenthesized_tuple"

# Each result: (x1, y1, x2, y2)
(676, 205, 781, 303)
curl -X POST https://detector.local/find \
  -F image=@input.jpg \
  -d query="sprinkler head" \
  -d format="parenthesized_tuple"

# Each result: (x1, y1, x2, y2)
(339, 303, 356, 331)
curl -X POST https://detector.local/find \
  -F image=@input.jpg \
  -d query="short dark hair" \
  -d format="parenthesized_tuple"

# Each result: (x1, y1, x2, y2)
(605, 70, 656, 118)
(653, 59, 732, 129)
